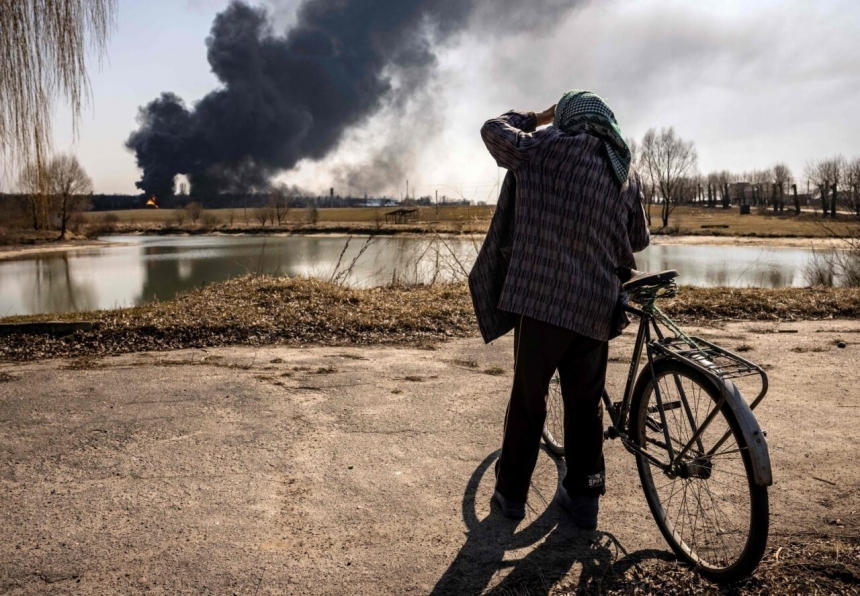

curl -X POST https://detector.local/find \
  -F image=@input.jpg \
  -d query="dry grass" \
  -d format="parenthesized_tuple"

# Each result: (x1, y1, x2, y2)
(660, 286, 860, 323)
(648, 205, 857, 238)
(576, 533, 860, 595)
(0, 276, 475, 361)
(1, 278, 858, 362)
(72, 205, 859, 239)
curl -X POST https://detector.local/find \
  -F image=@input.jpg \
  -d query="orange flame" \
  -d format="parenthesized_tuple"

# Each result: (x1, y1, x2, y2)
(146, 196, 159, 209)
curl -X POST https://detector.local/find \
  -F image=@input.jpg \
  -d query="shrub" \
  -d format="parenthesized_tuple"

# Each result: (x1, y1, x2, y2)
(200, 211, 220, 229)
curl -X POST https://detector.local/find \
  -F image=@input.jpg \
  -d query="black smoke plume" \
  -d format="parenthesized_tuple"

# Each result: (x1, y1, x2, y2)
(126, 0, 577, 197)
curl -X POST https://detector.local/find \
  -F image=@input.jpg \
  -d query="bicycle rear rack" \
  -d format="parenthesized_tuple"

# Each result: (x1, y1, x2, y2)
(651, 336, 769, 412)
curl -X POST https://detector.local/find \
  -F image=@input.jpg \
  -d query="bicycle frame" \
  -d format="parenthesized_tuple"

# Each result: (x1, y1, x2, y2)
(602, 302, 675, 471)
(603, 293, 771, 482)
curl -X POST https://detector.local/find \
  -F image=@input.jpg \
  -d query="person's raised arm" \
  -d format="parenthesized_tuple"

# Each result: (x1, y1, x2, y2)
(480, 105, 555, 171)
(627, 175, 650, 253)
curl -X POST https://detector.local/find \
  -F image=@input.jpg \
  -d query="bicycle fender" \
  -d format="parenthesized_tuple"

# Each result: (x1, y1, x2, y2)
(719, 380, 773, 487)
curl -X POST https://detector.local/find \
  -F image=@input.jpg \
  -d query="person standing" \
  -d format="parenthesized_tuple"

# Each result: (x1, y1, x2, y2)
(468, 90, 650, 527)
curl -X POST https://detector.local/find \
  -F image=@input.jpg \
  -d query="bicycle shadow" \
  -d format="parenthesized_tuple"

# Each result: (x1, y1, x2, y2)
(430, 450, 674, 595)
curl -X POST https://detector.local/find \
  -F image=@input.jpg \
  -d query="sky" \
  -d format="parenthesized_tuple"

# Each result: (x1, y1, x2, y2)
(14, 0, 860, 200)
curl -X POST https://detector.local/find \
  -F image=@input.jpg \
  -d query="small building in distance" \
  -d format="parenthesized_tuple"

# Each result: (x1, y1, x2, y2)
(385, 208, 419, 224)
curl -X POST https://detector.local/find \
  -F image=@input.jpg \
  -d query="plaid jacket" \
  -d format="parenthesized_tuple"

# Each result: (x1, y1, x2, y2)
(469, 110, 650, 343)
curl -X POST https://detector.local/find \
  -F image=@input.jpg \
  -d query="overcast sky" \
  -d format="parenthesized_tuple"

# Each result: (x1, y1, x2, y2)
(22, 0, 860, 200)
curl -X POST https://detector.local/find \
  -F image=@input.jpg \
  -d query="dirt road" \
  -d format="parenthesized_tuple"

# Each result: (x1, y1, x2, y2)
(1, 321, 859, 594)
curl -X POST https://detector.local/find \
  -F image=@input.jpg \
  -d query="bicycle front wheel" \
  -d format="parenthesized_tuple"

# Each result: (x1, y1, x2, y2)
(542, 371, 564, 456)
(630, 360, 768, 583)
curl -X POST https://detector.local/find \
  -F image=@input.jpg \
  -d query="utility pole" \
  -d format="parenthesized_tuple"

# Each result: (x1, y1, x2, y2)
(406, 179, 409, 202)
(435, 190, 439, 221)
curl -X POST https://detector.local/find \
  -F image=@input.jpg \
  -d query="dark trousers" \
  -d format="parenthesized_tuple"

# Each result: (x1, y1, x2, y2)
(495, 316, 608, 503)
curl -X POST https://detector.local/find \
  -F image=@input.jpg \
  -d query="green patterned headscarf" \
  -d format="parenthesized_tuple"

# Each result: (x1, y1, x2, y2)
(553, 90, 631, 186)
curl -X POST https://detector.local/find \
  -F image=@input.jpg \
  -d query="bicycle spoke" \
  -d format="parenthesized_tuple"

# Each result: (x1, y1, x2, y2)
(543, 372, 565, 454)
(694, 481, 720, 562)
(700, 479, 744, 562)
(697, 480, 730, 564)
(708, 446, 749, 458)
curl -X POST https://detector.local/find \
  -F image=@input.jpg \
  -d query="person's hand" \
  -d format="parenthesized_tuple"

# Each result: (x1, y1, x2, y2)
(535, 104, 556, 127)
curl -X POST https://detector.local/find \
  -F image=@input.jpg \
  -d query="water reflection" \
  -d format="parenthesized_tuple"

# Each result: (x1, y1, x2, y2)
(635, 244, 807, 288)
(766, 268, 786, 288)
(0, 235, 816, 317)
(0, 253, 100, 316)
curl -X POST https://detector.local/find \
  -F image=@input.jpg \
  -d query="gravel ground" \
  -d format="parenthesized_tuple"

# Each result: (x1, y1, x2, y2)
(1, 321, 859, 595)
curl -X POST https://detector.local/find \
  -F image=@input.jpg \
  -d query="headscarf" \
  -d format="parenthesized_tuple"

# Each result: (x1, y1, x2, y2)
(553, 90, 631, 186)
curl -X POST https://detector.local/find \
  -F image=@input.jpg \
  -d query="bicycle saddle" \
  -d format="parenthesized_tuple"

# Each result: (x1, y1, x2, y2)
(617, 267, 679, 292)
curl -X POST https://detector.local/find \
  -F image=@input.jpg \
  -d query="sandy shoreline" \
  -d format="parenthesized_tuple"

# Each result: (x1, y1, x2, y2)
(0, 239, 117, 261)
(648, 234, 844, 248)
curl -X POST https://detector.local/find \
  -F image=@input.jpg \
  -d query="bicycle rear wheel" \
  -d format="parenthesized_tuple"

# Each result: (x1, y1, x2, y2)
(630, 359, 768, 583)
(542, 371, 564, 456)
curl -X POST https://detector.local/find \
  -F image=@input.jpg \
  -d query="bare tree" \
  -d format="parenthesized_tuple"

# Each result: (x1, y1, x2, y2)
(186, 201, 203, 224)
(626, 137, 640, 171)
(641, 181, 655, 225)
(750, 169, 773, 208)
(806, 156, 845, 217)
(716, 170, 733, 209)
(269, 188, 292, 226)
(17, 153, 92, 237)
(635, 139, 654, 225)
(306, 200, 320, 225)
(16, 161, 46, 230)
(706, 172, 721, 208)
(804, 161, 826, 215)
(639, 127, 698, 228)
(772, 163, 792, 213)
(678, 176, 700, 206)
(254, 206, 272, 226)
(48, 154, 92, 238)
(200, 210, 219, 229)
(694, 173, 706, 205)
(1, 0, 116, 176)
(843, 157, 860, 216)
(803, 156, 860, 286)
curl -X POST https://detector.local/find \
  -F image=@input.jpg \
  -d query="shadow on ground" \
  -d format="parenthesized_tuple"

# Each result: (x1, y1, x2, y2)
(431, 450, 674, 595)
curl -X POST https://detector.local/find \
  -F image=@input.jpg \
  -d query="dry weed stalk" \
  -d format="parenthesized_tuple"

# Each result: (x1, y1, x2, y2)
(329, 235, 376, 285)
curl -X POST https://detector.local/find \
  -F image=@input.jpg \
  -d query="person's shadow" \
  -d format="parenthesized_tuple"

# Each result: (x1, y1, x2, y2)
(430, 449, 674, 595)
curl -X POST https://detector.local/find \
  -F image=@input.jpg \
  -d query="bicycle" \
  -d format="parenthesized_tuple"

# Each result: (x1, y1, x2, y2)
(542, 268, 772, 583)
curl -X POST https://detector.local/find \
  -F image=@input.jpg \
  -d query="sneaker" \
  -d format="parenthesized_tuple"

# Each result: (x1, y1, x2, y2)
(555, 487, 599, 530)
(492, 490, 526, 520)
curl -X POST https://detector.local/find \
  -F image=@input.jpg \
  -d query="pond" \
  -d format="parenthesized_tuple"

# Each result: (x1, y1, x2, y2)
(0, 235, 819, 317)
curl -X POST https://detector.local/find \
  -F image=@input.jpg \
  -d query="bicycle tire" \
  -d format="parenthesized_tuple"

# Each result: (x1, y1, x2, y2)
(542, 371, 564, 456)
(629, 359, 768, 583)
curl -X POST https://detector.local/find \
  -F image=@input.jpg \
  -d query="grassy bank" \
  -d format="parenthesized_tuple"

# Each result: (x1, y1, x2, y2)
(77, 205, 858, 238)
(80, 206, 495, 236)
(1, 276, 859, 362)
(3, 205, 858, 250)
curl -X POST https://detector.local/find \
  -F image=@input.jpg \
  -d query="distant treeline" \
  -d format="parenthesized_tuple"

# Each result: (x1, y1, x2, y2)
(93, 192, 391, 211)
(0, 192, 464, 212)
